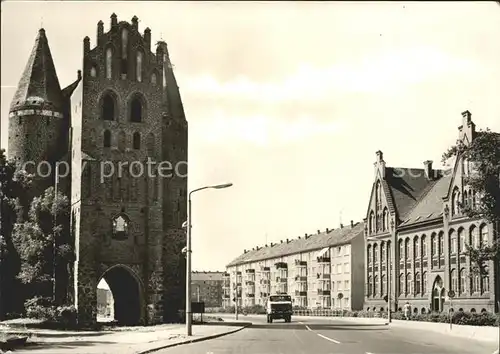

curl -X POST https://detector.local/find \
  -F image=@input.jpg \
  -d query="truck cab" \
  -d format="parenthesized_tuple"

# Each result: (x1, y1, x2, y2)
(265, 294, 292, 323)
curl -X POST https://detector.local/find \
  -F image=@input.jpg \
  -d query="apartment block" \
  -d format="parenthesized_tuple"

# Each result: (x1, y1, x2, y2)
(225, 221, 365, 310)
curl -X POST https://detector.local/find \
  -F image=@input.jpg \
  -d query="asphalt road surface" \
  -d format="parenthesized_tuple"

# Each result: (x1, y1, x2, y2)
(156, 314, 498, 354)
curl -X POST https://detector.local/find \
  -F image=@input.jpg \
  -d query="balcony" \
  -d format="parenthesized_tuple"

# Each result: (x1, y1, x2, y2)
(262, 267, 270, 272)
(246, 269, 255, 273)
(246, 293, 255, 298)
(276, 277, 288, 283)
(295, 275, 307, 282)
(317, 256, 330, 263)
(245, 281, 255, 286)
(317, 273, 330, 280)
(275, 262, 288, 269)
(295, 290, 307, 297)
(223, 272, 230, 278)
(317, 289, 331, 296)
(236, 282, 242, 287)
(295, 260, 307, 267)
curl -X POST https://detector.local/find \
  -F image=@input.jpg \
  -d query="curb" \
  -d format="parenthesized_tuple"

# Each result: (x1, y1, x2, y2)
(137, 323, 251, 354)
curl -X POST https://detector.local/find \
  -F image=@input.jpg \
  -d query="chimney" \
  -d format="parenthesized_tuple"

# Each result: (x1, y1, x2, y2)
(317, 229, 321, 234)
(244, 249, 247, 253)
(286, 238, 290, 243)
(326, 228, 329, 233)
(83, 36, 90, 55)
(298, 236, 301, 239)
(265, 244, 268, 247)
(340, 223, 343, 229)
(375, 150, 386, 179)
(376, 150, 383, 162)
(423, 160, 433, 180)
(280, 240, 283, 243)
(271, 242, 274, 247)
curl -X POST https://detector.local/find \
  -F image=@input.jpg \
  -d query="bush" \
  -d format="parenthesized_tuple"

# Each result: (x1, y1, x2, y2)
(24, 297, 56, 321)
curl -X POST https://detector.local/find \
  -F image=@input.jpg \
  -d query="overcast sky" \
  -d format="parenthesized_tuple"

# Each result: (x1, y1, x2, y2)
(1, 1, 500, 274)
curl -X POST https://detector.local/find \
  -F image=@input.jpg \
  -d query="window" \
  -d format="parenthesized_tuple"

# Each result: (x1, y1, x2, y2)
(381, 274, 386, 295)
(450, 269, 458, 292)
(422, 272, 427, 294)
(450, 230, 457, 254)
(136, 51, 143, 82)
(367, 276, 372, 296)
(344, 263, 349, 273)
(399, 273, 404, 296)
(406, 273, 412, 295)
(381, 243, 386, 264)
(367, 246, 372, 265)
(130, 97, 143, 122)
(344, 280, 349, 290)
(374, 275, 379, 296)
(382, 208, 387, 230)
(439, 232, 444, 256)
(133, 132, 141, 149)
(112, 214, 129, 240)
(106, 47, 113, 79)
(369, 211, 375, 233)
(472, 273, 480, 293)
(374, 244, 379, 264)
(101, 94, 115, 120)
(399, 240, 404, 260)
(414, 237, 419, 258)
(459, 268, 466, 294)
(90, 66, 97, 77)
(376, 181, 381, 208)
(415, 272, 421, 294)
(459, 229, 466, 253)
(451, 187, 460, 216)
(431, 233, 437, 256)
(470, 225, 479, 248)
(103, 130, 111, 147)
(121, 28, 129, 76)
(480, 224, 488, 246)
(405, 238, 410, 260)
(482, 267, 489, 293)
(151, 72, 157, 85)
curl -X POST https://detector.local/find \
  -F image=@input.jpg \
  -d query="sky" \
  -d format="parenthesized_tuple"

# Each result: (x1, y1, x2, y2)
(2, 1, 500, 278)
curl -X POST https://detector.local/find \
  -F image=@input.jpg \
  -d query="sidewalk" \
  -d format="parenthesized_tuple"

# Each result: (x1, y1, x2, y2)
(1, 322, 250, 354)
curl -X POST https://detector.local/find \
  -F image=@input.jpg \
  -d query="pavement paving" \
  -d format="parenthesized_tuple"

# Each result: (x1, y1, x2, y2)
(155, 314, 499, 354)
(3, 323, 249, 354)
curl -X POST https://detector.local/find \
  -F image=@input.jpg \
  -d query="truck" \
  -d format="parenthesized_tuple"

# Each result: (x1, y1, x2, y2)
(265, 294, 293, 323)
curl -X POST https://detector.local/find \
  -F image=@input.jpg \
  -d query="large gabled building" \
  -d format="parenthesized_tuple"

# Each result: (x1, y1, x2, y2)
(224, 221, 365, 311)
(364, 111, 499, 315)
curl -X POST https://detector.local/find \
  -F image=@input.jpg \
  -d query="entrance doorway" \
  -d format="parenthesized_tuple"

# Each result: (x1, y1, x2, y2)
(97, 265, 143, 325)
(431, 275, 444, 312)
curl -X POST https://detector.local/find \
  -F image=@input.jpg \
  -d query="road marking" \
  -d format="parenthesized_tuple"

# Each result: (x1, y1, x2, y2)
(316, 333, 341, 344)
(299, 321, 341, 344)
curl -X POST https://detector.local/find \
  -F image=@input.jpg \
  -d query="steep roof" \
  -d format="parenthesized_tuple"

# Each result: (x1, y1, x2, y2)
(10, 29, 63, 112)
(226, 222, 364, 267)
(385, 167, 443, 222)
(400, 170, 452, 227)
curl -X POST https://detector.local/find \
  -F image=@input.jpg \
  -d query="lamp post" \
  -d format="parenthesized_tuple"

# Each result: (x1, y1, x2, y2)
(185, 183, 233, 336)
(367, 218, 395, 323)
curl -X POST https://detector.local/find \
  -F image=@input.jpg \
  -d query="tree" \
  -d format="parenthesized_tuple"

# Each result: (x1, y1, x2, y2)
(11, 186, 73, 304)
(0, 149, 32, 318)
(442, 129, 500, 275)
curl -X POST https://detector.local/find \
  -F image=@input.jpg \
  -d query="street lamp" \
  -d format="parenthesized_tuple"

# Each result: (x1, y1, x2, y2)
(367, 218, 394, 323)
(184, 183, 233, 336)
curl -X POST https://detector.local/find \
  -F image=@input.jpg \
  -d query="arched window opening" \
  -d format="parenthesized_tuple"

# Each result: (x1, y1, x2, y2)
(373, 244, 379, 265)
(399, 273, 404, 296)
(121, 28, 129, 76)
(133, 132, 141, 150)
(405, 238, 410, 260)
(367, 245, 372, 265)
(459, 268, 466, 294)
(399, 239, 404, 260)
(381, 274, 386, 295)
(463, 190, 468, 208)
(458, 229, 466, 253)
(106, 47, 113, 79)
(367, 276, 372, 296)
(438, 232, 444, 256)
(369, 211, 375, 233)
(422, 272, 427, 294)
(101, 94, 115, 121)
(136, 51, 143, 82)
(470, 225, 479, 248)
(451, 187, 460, 216)
(450, 269, 458, 292)
(415, 272, 421, 294)
(90, 65, 97, 77)
(406, 273, 412, 295)
(130, 97, 143, 123)
(421, 235, 427, 257)
(450, 230, 457, 254)
(479, 224, 488, 246)
(374, 275, 379, 296)
(381, 243, 386, 264)
(112, 214, 129, 240)
(482, 267, 489, 293)
(376, 181, 382, 208)
(151, 72, 157, 85)
(414, 237, 419, 259)
(431, 233, 437, 256)
(103, 130, 111, 148)
(382, 208, 387, 230)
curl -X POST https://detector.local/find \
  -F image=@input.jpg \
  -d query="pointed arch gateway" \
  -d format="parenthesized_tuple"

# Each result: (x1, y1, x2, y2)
(97, 264, 145, 325)
(431, 275, 444, 312)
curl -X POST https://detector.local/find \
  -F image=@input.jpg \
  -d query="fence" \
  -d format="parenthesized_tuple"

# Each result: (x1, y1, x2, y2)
(292, 309, 384, 318)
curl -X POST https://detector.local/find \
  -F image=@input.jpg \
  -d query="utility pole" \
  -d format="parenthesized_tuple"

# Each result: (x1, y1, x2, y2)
(52, 167, 59, 303)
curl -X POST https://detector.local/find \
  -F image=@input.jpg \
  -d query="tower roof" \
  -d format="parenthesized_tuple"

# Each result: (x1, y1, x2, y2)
(10, 28, 63, 113)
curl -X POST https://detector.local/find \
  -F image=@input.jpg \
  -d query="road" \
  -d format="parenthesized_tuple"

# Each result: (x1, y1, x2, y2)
(156, 314, 498, 354)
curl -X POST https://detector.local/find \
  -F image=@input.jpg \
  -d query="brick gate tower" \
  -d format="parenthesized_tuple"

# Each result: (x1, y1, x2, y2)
(8, 14, 188, 325)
